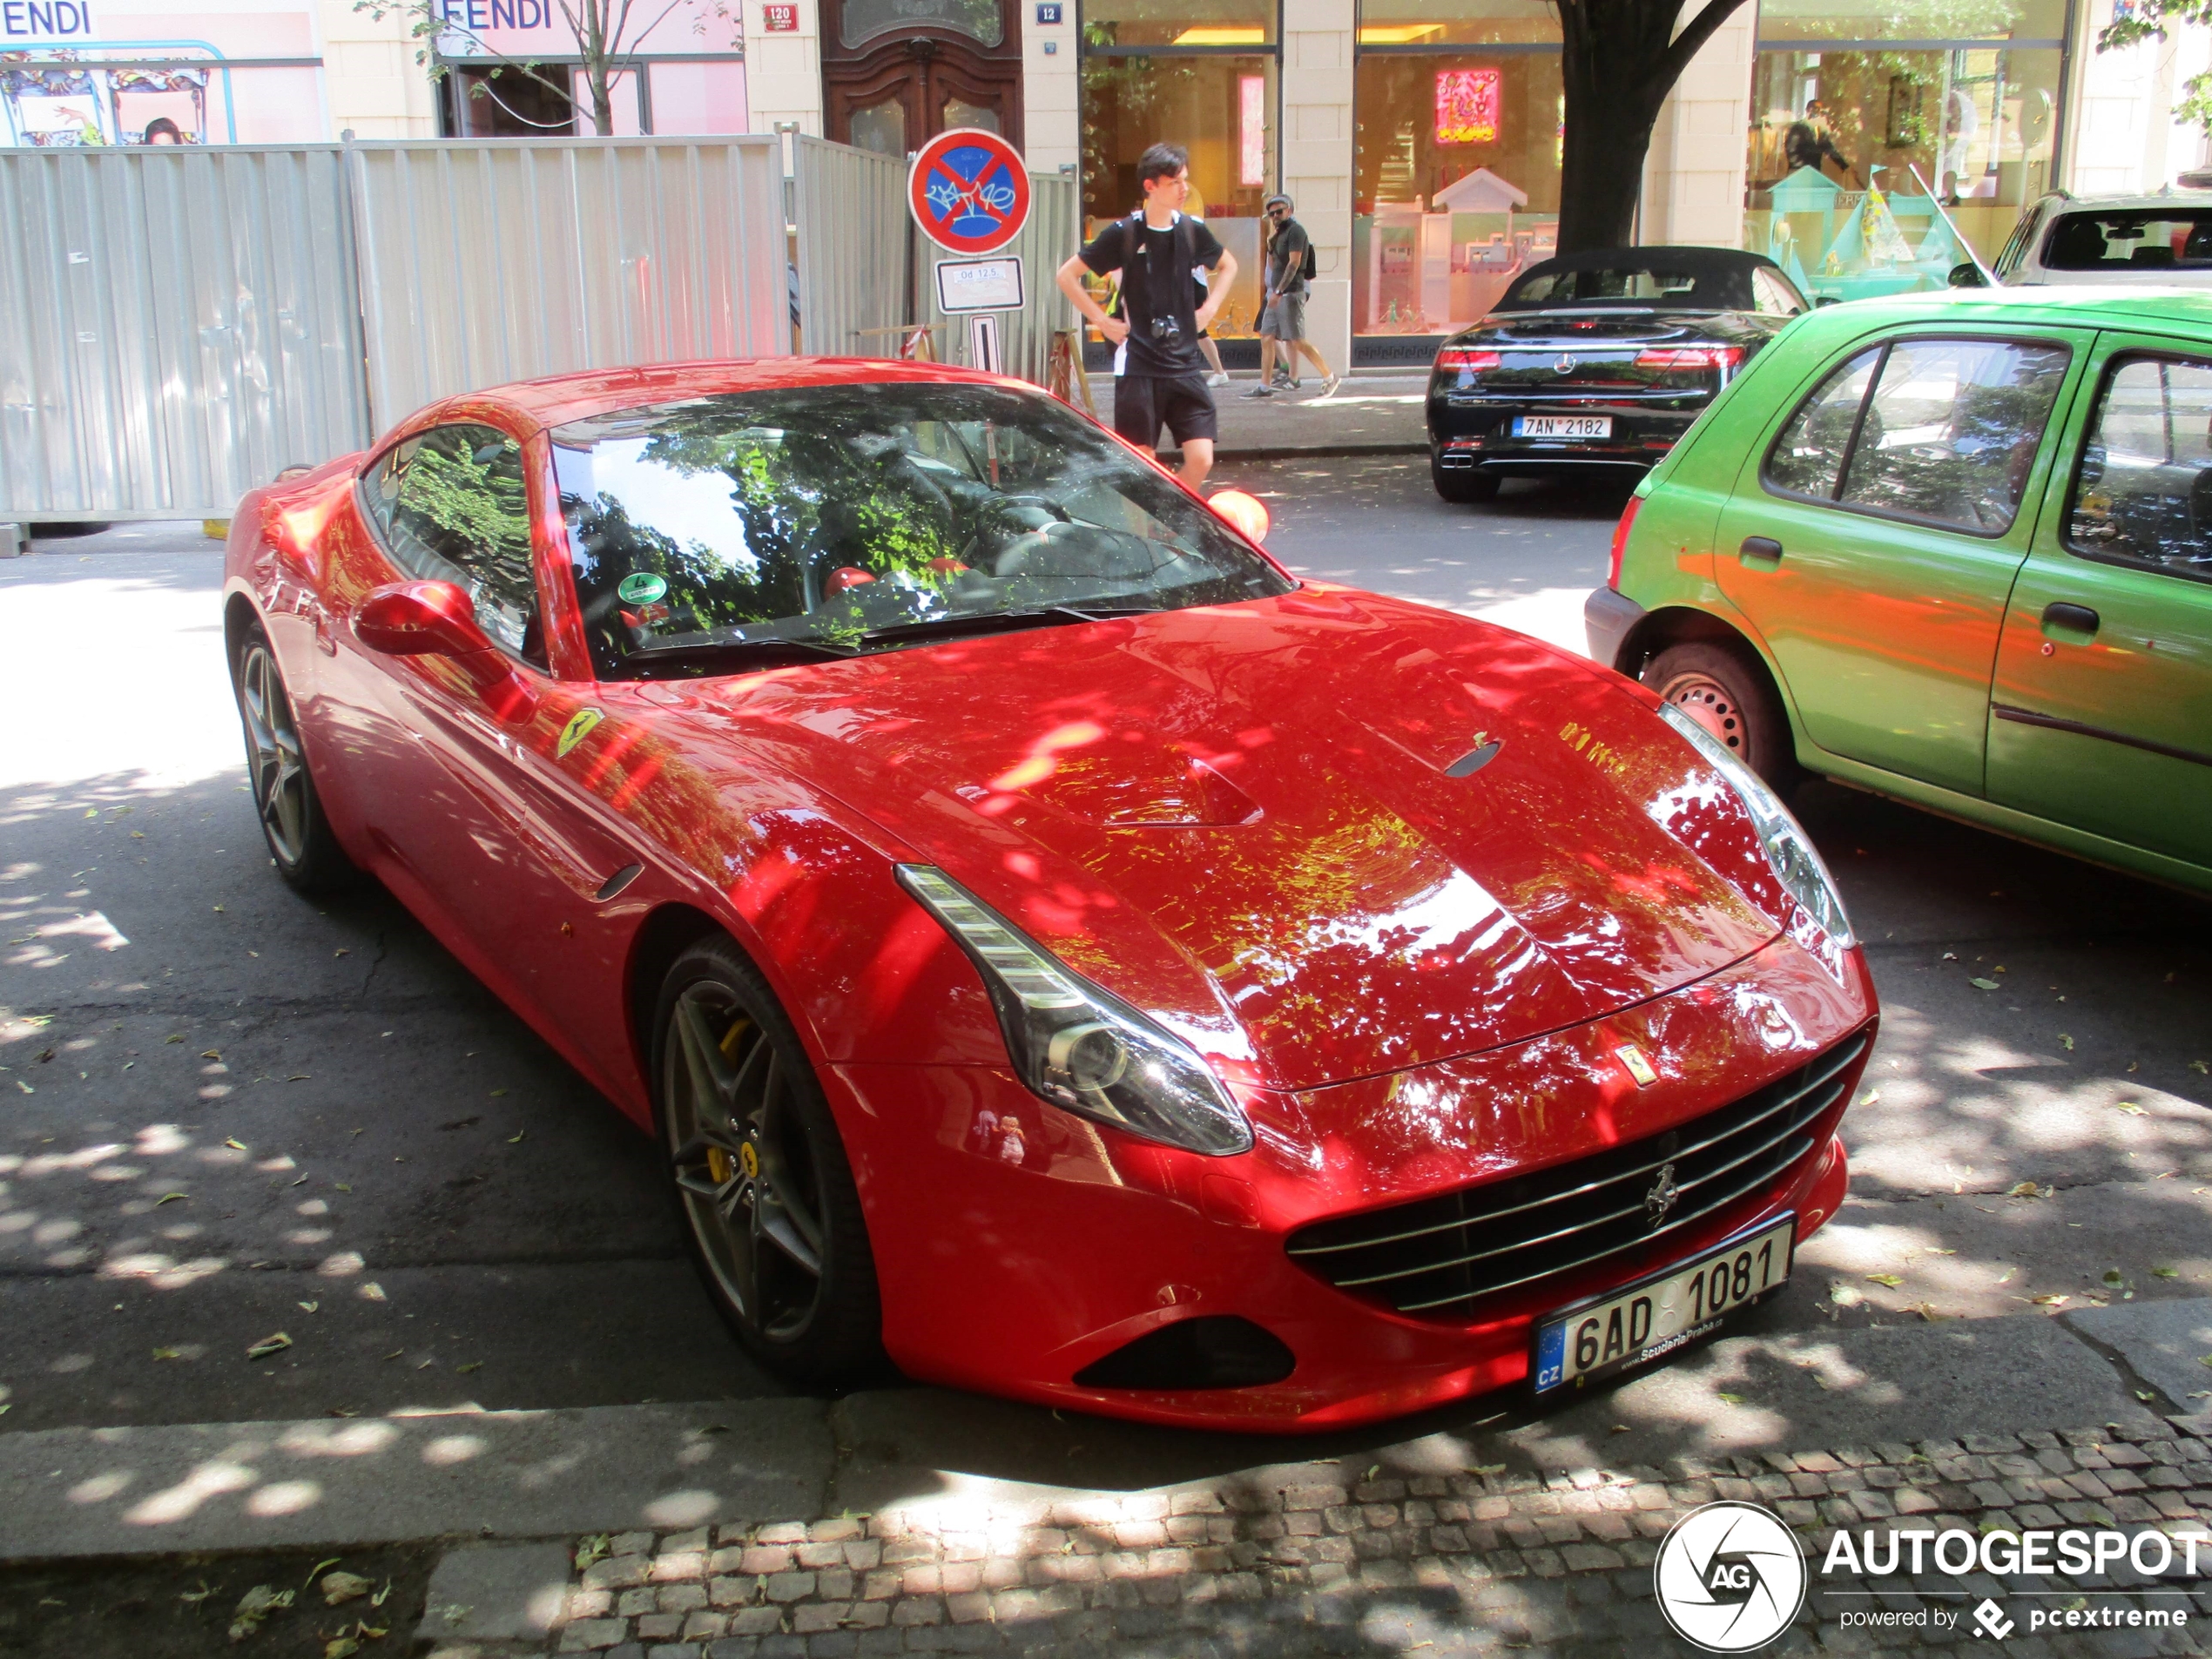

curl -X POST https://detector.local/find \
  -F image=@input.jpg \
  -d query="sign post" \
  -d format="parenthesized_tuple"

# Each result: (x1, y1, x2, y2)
(907, 127, 1030, 374)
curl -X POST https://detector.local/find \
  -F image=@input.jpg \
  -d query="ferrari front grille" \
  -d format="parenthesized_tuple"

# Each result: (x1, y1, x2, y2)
(1284, 1030, 1870, 1320)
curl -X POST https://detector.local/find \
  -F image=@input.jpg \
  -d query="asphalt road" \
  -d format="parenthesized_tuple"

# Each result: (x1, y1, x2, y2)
(2, 473, 2208, 1456)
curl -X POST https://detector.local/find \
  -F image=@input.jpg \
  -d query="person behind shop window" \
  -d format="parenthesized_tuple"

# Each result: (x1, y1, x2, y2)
(1055, 141, 1238, 489)
(143, 118, 183, 145)
(1246, 193, 1340, 401)
(1784, 100, 1857, 186)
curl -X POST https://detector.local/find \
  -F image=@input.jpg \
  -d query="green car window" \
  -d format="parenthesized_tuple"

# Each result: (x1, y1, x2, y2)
(2069, 354, 2212, 578)
(362, 423, 543, 665)
(1838, 339, 2069, 534)
(1766, 347, 1881, 498)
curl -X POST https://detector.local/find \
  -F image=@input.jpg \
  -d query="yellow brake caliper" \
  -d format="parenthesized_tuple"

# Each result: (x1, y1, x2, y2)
(705, 1016, 752, 1186)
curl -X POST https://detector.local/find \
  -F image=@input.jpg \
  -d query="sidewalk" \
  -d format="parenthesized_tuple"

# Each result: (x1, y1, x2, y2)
(1058, 373, 1428, 462)
(4, 1305, 2209, 1653)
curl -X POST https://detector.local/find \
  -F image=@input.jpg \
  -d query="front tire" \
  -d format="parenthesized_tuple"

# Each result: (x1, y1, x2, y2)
(1430, 454, 1500, 504)
(654, 938, 884, 1387)
(233, 623, 353, 894)
(1642, 641, 1798, 786)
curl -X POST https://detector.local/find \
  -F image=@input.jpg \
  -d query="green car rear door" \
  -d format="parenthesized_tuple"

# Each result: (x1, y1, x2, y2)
(1708, 326, 2084, 796)
(1986, 335, 2212, 869)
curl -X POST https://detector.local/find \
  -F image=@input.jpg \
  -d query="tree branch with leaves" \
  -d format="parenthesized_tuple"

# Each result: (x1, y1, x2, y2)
(2098, 0, 2212, 135)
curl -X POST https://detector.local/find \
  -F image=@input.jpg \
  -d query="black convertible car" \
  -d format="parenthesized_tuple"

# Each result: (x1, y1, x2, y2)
(1427, 246, 1810, 503)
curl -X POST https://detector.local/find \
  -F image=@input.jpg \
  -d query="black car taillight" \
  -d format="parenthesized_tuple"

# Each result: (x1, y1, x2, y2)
(1608, 494, 1642, 590)
(1634, 345, 1743, 374)
(1435, 347, 1501, 374)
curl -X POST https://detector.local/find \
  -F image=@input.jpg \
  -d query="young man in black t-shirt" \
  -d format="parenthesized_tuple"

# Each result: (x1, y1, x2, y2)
(1055, 142, 1238, 488)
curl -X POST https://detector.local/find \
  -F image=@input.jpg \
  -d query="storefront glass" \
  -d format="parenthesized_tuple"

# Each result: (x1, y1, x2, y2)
(1079, 0, 1276, 338)
(1745, 0, 2066, 300)
(1, 0, 324, 144)
(434, 0, 747, 137)
(1353, 0, 1561, 339)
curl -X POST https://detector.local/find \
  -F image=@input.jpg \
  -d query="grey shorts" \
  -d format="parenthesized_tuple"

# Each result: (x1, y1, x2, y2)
(1259, 290, 1305, 341)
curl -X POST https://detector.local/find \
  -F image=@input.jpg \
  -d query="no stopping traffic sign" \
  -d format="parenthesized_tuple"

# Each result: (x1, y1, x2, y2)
(907, 128, 1031, 256)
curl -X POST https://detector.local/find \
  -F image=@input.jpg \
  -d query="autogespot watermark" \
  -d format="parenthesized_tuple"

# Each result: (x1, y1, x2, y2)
(1653, 1502, 2209, 1651)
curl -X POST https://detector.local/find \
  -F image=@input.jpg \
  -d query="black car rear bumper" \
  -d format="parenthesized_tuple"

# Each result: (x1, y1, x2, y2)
(1428, 400, 1702, 475)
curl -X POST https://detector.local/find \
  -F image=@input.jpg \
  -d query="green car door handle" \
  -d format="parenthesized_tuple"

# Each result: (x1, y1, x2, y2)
(2040, 602, 2101, 642)
(1739, 536, 1784, 569)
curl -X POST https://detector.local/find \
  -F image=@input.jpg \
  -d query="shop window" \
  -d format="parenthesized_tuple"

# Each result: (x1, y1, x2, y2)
(1354, 0, 1561, 341)
(1079, 0, 1278, 340)
(1745, 0, 2066, 302)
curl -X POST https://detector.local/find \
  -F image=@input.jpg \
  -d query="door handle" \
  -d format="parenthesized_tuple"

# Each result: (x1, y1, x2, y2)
(1738, 536, 1784, 570)
(2040, 602, 2100, 642)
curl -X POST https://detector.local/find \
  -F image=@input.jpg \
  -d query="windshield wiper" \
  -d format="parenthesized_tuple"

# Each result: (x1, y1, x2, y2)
(624, 636, 859, 678)
(854, 605, 1158, 647)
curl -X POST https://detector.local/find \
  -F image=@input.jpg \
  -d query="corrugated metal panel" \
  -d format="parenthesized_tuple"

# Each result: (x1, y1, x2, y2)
(346, 136, 787, 427)
(791, 136, 909, 360)
(916, 170, 1079, 387)
(0, 145, 368, 519)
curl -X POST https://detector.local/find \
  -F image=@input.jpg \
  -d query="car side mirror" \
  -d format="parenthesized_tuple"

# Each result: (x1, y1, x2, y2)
(1813, 294, 1839, 307)
(1948, 262, 1989, 288)
(1207, 489, 1271, 543)
(355, 580, 494, 658)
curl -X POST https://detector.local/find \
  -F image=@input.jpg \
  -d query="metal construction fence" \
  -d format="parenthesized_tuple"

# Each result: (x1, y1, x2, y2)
(790, 135, 908, 362)
(0, 144, 369, 522)
(347, 137, 786, 427)
(2, 133, 1084, 522)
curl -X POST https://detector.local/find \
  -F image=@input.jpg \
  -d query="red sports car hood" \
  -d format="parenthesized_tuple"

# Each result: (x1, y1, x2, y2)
(659, 589, 1784, 1093)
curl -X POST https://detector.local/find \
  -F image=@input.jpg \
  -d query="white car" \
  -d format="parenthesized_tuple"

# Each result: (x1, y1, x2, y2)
(1972, 192, 2212, 286)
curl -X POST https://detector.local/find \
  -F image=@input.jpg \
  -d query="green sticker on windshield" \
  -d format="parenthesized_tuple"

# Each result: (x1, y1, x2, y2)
(617, 571, 669, 604)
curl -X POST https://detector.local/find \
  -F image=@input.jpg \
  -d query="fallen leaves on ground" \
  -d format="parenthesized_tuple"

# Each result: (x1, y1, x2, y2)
(1864, 1273, 1905, 1288)
(2007, 1181, 2054, 1199)
(2154, 1266, 2180, 1278)
(246, 1332, 293, 1360)
(574, 1534, 610, 1572)
(2059, 1034, 2074, 1050)
(2116, 1103, 2147, 1116)
(1971, 977, 2001, 991)
(319, 1570, 372, 1606)
(229, 1583, 293, 1640)
(1716, 1392, 1746, 1405)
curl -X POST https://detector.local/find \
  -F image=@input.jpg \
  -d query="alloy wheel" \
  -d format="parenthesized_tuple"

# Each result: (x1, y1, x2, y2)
(239, 642, 310, 866)
(664, 983, 829, 1343)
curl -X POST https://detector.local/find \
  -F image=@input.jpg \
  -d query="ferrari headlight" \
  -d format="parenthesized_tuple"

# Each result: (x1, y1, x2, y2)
(1658, 704, 1855, 948)
(896, 865, 1253, 1157)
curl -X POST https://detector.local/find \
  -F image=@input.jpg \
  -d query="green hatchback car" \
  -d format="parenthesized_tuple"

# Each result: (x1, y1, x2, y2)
(1586, 287, 2212, 895)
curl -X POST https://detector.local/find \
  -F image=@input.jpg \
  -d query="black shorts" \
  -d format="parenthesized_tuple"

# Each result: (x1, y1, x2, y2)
(1114, 373, 1218, 449)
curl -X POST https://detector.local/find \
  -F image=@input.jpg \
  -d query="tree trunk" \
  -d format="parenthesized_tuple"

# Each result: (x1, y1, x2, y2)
(1552, 0, 1754, 254)
(588, 67, 614, 136)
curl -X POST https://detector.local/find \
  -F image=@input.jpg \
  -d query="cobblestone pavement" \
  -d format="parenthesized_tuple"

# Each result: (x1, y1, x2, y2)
(414, 1419, 2212, 1658)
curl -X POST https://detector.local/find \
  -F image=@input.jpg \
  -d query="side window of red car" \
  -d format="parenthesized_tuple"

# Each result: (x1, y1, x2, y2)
(2068, 354, 2212, 578)
(360, 423, 545, 668)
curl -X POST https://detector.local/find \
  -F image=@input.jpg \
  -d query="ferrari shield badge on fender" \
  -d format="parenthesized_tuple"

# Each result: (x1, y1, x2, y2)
(558, 707, 604, 759)
(1614, 1042, 1659, 1087)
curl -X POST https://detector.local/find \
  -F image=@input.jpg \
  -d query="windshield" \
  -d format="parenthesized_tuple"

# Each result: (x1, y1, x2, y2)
(2042, 211, 2212, 272)
(551, 383, 1291, 679)
(1498, 260, 1758, 311)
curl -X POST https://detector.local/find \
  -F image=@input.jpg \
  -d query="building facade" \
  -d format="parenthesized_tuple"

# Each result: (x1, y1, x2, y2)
(8, 0, 2209, 365)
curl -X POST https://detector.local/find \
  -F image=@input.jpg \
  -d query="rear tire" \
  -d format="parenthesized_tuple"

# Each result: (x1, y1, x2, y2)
(653, 937, 885, 1388)
(1642, 641, 1799, 787)
(232, 623, 354, 894)
(1431, 455, 1501, 504)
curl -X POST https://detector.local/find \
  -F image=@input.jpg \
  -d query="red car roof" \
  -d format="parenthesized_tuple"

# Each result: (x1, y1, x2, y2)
(452, 357, 1027, 432)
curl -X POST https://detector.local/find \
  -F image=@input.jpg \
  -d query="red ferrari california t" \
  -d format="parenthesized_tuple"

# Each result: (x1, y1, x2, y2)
(223, 359, 1874, 1431)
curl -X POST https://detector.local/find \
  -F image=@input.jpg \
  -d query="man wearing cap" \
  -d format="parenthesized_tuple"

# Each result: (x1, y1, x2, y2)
(1246, 194, 1341, 400)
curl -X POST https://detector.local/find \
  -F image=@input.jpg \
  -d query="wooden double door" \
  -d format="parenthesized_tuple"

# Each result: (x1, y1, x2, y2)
(822, 0, 1022, 157)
